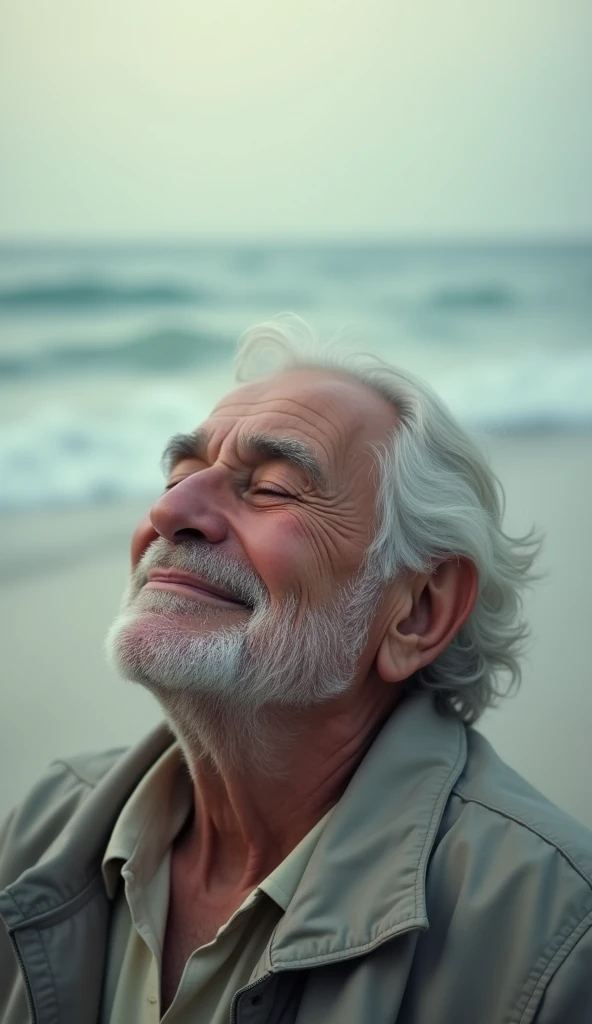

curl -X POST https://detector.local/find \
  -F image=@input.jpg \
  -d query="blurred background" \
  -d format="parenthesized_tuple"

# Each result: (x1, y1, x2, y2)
(1, 1, 591, 823)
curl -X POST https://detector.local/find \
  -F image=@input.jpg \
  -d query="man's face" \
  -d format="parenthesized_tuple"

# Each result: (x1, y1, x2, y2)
(106, 368, 398, 709)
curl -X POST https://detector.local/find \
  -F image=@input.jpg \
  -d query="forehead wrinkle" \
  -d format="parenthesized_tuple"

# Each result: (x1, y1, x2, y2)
(210, 397, 349, 481)
(266, 397, 364, 473)
(215, 392, 355, 442)
(250, 395, 357, 449)
(269, 393, 372, 458)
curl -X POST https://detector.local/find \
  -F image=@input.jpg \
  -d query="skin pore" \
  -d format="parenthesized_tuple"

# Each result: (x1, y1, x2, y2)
(119, 368, 478, 1003)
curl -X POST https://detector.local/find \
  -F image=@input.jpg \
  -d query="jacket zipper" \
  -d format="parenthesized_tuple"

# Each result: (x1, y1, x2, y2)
(229, 922, 423, 1023)
(9, 931, 37, 1024)
(230, 973, 272, 1024)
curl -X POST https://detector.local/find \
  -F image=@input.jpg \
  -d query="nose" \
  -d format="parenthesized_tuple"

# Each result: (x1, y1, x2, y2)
(150, 471, 229, 547)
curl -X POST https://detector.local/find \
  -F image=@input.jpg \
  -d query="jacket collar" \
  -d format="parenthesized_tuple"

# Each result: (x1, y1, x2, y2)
(0, 725, 174, 931)
(266, 692, 467, 969)
(2, 693, 466, 968)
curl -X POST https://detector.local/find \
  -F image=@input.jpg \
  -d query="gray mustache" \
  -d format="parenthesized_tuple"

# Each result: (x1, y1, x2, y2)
(135, 539, 268, 609)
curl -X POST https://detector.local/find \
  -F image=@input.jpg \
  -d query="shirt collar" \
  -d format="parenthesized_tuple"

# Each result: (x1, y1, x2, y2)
(102, 742, 192, 899)
(101, 741, 334, 913)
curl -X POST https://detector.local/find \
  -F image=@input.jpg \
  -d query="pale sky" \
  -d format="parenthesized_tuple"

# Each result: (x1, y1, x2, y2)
(1, 0, 591, 239)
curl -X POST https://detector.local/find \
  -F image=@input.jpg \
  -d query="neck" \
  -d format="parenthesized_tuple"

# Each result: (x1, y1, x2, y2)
(164, 674, 397, 895)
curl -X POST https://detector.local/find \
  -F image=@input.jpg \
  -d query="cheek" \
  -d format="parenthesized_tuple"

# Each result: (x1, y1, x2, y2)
(242, 513, 331, 595)
(130, 515, 159, 569)
(246, 515, 309, 584)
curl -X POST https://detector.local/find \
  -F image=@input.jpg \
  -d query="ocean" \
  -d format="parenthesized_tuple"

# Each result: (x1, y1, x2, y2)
(1, 241, 591, 512)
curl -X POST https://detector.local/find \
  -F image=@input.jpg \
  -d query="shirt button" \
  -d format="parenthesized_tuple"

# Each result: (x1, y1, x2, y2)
(148, 995, 157, 1004)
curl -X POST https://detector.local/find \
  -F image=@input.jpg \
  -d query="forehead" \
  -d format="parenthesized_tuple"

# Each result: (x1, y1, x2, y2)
(207, 368, 398, 470)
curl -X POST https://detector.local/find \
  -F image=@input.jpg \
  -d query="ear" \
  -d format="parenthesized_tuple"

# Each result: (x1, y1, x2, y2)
(376, 558, 478, 684)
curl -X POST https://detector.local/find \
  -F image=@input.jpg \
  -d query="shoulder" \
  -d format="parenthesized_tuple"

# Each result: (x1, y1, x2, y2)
(51, 746, 129, 789)
(433, 726, 592, 929)
(0, 745, 128, 887)
(423, 728, 592, 1021)
(452, 728, 592, 890)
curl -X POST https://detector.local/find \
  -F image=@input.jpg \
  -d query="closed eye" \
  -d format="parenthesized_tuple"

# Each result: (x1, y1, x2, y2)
(252, 487, 294, 498)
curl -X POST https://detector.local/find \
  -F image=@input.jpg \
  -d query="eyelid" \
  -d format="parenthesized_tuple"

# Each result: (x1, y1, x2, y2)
(252, 485, 294, 498)
(164, 478, 294, 493)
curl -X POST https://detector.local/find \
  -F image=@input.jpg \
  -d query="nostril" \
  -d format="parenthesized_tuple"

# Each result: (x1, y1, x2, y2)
(174, 528, 208, 542)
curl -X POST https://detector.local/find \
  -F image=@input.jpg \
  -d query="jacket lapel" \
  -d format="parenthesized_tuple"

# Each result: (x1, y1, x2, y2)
(0, 724, 174, 1023)
(264, 693, 467, 971)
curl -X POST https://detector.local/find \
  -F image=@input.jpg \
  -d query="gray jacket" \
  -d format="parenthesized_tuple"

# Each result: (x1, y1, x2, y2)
(1, 693, 591, 1023)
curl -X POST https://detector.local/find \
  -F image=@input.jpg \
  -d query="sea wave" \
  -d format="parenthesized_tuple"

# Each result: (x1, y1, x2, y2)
(436, 350, 592, 432)
(428, 284, 517, 310)
(0, 278, 203, 311)
(1, 351, 591, 512)
(0, 327, 232, 378)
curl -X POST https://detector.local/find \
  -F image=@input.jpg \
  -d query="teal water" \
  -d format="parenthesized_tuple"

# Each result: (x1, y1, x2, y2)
(0, 241, 590, 510)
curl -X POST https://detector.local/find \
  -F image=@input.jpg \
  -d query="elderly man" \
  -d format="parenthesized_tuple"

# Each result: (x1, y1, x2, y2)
(1, 324, 591, 1024)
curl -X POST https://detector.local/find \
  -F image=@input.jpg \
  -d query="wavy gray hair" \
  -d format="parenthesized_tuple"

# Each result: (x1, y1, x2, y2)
(235, 317, 542, 725)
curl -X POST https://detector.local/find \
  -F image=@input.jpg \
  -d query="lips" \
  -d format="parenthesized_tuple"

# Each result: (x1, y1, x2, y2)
(144, 568, 248, 608)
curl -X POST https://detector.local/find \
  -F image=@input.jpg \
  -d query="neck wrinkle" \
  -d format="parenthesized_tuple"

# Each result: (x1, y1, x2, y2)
(172, 679, 399, 896)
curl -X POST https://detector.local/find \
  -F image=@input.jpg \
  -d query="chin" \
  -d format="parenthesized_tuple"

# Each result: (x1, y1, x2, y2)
(104, 603, 246, 694)
(104, 608, 165, 685)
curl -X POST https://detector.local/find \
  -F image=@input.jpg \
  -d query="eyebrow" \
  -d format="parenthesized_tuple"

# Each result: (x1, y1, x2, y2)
(161, 428, 328, 490)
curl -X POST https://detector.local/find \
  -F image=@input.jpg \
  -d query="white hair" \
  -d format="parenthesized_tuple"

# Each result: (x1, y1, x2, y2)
(235, 317, 542, 725)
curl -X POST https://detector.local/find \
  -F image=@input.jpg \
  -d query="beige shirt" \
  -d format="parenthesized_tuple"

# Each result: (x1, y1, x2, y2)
(100, 744, 332, 1024)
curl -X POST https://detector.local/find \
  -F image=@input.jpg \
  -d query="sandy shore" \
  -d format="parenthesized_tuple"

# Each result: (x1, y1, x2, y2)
(1, 432, 591, 827)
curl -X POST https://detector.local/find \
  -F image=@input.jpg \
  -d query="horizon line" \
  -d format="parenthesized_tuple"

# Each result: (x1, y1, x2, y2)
(1, 232, 591, 249)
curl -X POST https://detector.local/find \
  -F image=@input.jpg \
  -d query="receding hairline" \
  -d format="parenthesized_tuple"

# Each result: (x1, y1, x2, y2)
(233, 362, 399, 405)
(224, 363, 402, 442)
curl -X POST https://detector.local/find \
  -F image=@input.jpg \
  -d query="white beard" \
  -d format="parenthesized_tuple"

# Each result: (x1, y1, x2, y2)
(105, 539, 381, 773)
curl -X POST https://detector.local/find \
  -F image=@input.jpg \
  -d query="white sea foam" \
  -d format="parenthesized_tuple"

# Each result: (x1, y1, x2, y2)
(0, 351, 590, 512)
(434, 349, 592, 431)
(0, 380, 226, 512)
(1, 241, 590, 511)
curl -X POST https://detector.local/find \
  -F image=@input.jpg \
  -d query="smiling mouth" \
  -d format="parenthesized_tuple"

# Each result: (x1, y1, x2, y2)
(144, 569, 250, 609)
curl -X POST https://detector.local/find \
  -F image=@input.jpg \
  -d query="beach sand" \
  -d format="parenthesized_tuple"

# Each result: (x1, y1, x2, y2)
(1, 432, 591, 827)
